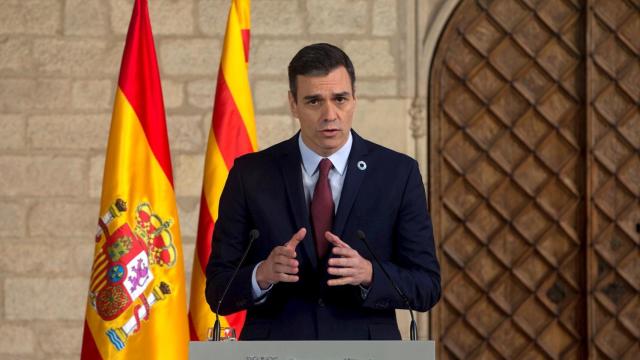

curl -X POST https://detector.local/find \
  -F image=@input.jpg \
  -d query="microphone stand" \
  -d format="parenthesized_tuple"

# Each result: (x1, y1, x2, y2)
(357, 230, 418, 341)
(212, 229, 259, 341)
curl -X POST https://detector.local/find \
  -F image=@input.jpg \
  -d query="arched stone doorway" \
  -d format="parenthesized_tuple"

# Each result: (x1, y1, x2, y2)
(426, 0, 639, 358)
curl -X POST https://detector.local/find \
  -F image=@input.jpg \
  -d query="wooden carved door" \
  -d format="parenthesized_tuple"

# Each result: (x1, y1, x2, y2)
(428, 0, 639, 358)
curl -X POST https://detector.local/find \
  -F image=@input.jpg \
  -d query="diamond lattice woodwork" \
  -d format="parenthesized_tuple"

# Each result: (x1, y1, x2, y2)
(429, 0, 639, 358)
(587, 0, 640, 358)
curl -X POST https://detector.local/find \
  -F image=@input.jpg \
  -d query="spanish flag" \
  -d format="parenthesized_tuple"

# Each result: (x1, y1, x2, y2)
(81, 0, 189, 358)
(188, 0, 257, 340)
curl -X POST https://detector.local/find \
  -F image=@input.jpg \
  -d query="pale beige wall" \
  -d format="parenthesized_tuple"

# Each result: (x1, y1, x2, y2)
(0, 0, 444, 358)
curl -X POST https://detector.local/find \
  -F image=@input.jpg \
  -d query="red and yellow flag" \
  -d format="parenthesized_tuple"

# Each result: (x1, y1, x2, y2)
(188, 0, 257, 341)
(81, 0, 189, 358)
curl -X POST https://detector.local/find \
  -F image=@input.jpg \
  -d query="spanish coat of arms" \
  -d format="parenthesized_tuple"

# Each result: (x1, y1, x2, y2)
(89, 198, 177, 350)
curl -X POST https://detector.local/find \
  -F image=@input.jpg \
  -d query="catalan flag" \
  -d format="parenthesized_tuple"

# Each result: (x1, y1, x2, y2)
(188, 0, 257, 341)
(81, 0, 189, 358)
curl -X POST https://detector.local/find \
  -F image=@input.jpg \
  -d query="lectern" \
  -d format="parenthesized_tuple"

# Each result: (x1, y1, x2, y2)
(190, 340, 435, 359)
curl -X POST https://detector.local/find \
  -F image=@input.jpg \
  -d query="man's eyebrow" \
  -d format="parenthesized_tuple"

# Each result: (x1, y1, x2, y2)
(302, 91, 352, 101)
(303, 94, 321, 101)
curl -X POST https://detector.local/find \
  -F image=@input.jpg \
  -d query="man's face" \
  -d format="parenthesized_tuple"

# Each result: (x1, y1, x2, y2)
(288, 66, 356, 157)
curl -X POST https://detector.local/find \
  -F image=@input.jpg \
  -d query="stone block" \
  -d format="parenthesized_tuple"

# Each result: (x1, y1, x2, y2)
(0, 114, 26, 150)
(0, 0, 61, 35)
(0, 244, 74, 275)
(373, 0, 398, 36)
(0, 325, 35, 354)
(74, 240, 96, 276)
(0, 37, 32, 73)
(0, 156, 85, 197)
(160, 38, 221, 76)
(182, 243, 195, 274)
(307, 0, 368, 34)
(354, 99, 409, 154)
(198, 0, 228, 36)
(251, 39, 307, 76)
(111, 0, 194, 35)
(253, 0, 303, 35)
(5, 277, 88, 320)
(166, 114, 204, 152)
(344, 40, 396, 77)
(254, 80, 289, 111)
(186, 80, 215, 109)
(89, 154, 105, 199)
(72, 80, 113, 110)
(174, 154, 205, 197)
(356, 79, 398, 97)
(33, 39, 120, 76)
(0, 79, 71, 112)
(37, 323, 82, 354)
(0, 201, 26, 237)
(28, 114, 110, 150)
(162, 79, 184, 109)
(29, 201, 97, 237)
(65, 0, 109, 36)
(177, 198, 199, 238)
(256, 114, 296, 150)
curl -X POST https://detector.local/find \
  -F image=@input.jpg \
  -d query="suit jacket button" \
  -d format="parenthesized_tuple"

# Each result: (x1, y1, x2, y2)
(318, 298, 325, 307)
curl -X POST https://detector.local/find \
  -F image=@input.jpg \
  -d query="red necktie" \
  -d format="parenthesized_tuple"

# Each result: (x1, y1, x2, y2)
(311, 158, 334, 259)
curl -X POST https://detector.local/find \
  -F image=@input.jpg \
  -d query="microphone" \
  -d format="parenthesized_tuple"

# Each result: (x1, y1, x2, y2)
(357, 230, 418, 341)
(212, 229, 259, 341)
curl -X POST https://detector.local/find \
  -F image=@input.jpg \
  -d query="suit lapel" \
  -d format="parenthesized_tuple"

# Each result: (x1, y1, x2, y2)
(277, 134, 318, 269)
(333, 131, 368, 240)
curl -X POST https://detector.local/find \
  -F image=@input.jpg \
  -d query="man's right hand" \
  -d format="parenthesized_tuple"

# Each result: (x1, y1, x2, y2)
(255, 228, 306, 289)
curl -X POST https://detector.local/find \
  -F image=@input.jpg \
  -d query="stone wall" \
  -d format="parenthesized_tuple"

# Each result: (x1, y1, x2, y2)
(0, 0, 435, 358)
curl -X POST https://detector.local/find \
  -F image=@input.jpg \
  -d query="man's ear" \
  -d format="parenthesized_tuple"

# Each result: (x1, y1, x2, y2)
(288, 91, 298, 118)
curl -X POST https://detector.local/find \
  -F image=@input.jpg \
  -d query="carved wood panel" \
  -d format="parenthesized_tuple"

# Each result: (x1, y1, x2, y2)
(587, 0, 640, 358)
(429, 0, 639, 358)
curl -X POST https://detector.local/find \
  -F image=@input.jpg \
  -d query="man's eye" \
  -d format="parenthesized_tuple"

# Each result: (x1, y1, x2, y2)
(335, 97, 346, 103)
(307, 99, 319, 105)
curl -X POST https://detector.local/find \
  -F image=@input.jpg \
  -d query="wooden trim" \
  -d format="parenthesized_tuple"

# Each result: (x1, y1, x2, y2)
(584, 0, 594, 357)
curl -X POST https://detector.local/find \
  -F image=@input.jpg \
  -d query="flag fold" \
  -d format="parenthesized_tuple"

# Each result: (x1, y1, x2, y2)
(81, 0, 189, 358)
(188, 0, 257, 341)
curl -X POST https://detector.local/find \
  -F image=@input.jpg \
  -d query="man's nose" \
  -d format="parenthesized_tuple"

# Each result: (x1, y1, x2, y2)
(322, 102, 337, 121)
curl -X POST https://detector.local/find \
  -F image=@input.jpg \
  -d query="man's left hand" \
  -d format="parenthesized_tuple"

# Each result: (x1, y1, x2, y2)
(325, 231, 372, 287)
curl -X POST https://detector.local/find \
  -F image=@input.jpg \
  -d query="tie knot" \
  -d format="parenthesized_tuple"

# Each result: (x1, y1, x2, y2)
(318, 158, 332, 176)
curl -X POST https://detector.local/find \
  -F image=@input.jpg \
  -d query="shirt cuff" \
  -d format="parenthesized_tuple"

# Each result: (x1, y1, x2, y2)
(251, 261, 273, 302)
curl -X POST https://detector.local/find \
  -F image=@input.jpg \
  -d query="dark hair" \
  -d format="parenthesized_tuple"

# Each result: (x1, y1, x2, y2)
(287, 43, 356, 101)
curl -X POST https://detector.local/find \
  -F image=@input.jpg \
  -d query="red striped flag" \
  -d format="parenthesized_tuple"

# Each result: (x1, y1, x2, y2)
(188, 0, 257, 341)
(81, 0, 189, 358)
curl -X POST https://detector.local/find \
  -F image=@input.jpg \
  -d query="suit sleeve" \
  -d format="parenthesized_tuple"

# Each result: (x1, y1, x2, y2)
(361, 160, 441, 312)
(205, 161, 259, 315)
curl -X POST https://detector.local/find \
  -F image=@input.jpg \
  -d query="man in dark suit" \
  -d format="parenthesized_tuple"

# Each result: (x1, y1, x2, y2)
(206, 43, 440, 340)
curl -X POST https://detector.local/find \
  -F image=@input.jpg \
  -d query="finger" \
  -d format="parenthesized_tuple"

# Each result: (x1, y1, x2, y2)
(328, 257, 354, 268)
(274, 263, 298, 275)
(274, 246, 296, 259)
(274, 257, 298, 268)
(278, 274, 299, 283)
(331, 246, 357, 258)
(325, 231, 350, 248)
(327, 277, 355, 286)
(285, 228, 307, 249)
(327, 266, 354, 277)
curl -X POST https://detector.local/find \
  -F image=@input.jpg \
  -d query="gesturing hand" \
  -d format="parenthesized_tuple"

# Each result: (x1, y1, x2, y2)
(326, 231, 372, 287)
(255, 228, 306, 289)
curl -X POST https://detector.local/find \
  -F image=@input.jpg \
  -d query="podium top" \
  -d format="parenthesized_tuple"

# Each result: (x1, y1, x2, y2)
(190, 340, 435, 360)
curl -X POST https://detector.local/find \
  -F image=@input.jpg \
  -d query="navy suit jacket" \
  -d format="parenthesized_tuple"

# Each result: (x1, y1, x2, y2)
(205, 131, 440, 340)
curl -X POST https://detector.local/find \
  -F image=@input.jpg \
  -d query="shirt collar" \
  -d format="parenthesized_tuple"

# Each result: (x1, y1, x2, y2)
(299, 131, 352, 176)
